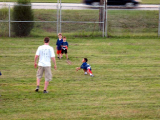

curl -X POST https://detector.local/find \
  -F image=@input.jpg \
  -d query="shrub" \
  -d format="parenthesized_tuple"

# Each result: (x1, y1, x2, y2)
(12, 0, 34, 36)
(0, 7, 8, 20)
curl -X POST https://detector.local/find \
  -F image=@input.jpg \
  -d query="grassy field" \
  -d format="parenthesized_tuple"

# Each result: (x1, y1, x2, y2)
(0, 37, 160, 119)
(0, 0, 159, 4)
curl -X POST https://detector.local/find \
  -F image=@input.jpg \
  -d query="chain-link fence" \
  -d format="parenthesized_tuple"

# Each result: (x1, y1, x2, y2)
(0, 2, 160, 38)
(0, 2, 106, 37)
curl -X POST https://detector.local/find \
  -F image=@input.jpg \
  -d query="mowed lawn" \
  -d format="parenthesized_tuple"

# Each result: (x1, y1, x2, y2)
(0, 37, 160, 119)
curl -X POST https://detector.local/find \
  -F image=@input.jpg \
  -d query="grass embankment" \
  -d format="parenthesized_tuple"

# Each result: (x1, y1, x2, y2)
(0, 37, 160, 119)
(107, 10, 159, 38)
(0, 0, 159, 4)
(0, 9, 159, 37)
(143, 0, 160, 4)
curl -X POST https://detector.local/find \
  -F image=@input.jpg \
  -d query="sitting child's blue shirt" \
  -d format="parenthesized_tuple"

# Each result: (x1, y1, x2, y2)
(80, 62, 91, 70)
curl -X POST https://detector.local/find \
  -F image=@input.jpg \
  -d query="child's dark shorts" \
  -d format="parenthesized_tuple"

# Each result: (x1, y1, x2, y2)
(62, 49, 67, 54)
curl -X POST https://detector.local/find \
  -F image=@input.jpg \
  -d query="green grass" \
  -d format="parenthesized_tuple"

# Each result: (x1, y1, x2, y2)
(0, 37, 160, 119)
(0, 0, 159, 4)
(143, 0, 160, 4)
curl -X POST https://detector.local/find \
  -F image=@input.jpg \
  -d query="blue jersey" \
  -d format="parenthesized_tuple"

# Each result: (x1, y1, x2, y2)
(56, 39, 63, 50)
(80, 62, 91, 70)
(62, 41, 68, 50)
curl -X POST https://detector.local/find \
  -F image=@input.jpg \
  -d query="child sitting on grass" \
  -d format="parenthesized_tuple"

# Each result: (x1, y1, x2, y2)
(76, 58, 94, 77)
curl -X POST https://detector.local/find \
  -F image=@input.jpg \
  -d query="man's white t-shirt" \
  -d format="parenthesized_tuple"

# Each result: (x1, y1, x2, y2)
(36, 45, 55, 67)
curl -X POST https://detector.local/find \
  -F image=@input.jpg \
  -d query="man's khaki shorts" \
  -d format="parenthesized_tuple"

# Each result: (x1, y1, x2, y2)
(37, 66, 52, 81)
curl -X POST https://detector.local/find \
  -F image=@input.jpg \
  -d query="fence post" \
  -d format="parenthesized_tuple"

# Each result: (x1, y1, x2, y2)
(103, 0, 105, 37)
(57, 0, 59, 35)
(9, 4, 11, 37)
(158, 5, 160, 37)
(60, 0, 62, 33)
(105, 0, 107, 37)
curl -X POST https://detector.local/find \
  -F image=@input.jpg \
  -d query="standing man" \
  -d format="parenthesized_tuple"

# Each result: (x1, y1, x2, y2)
(34, 37, 57, 93)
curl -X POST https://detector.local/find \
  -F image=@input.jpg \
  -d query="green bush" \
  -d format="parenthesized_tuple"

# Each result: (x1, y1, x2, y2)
(0, 7, 8, 20)
(12, 0, 34, 36)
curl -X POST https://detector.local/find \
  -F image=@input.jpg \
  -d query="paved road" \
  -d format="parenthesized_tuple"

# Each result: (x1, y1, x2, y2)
(0, 2, 159, 10)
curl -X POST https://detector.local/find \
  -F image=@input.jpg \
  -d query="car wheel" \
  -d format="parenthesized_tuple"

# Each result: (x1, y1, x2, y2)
(125, 2, 135, 8)
(91, 2, 100, 6)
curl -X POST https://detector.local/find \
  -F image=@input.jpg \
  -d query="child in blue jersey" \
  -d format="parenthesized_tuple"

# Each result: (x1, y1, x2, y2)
(61, 36, 69, 60)
(56, 33, 63, 59)
(76, 58, 94, 77)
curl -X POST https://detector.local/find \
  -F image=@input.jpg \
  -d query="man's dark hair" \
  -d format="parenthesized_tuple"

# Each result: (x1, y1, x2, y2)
(63, 36, 66, 39)
(44, 37, 50, 43)
(84, 58, 88, 62)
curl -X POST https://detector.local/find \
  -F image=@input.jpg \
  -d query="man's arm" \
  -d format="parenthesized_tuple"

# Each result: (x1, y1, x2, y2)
(34, 55, 39, 68)
(51, 57, 57, 70)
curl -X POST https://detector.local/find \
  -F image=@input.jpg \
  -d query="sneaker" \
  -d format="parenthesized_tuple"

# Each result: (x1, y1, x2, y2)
(84, 72, 87, 75)
(43, 90, 48, 93)
(90, 74, 94, 77)
(35, 88, 39, 92)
